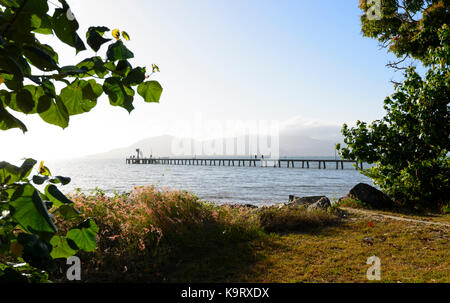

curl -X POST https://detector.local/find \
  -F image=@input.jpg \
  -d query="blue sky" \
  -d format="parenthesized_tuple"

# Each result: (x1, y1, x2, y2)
(1, 0, 406, 161)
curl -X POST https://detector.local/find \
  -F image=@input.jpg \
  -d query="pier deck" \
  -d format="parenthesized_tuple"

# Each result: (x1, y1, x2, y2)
(125, 157, 363, 169)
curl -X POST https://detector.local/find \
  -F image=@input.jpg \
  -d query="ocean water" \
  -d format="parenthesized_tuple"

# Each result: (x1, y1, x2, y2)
(46, 158, 373, 206)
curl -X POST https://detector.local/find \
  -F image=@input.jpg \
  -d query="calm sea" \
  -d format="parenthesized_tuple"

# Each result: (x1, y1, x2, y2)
(45, 158, 373, 206)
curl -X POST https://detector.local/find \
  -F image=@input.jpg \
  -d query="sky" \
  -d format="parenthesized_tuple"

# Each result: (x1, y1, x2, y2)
(1, 0, 406, 163)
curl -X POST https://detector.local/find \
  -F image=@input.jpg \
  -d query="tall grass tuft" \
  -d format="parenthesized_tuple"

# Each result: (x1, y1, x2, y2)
(258, 206, 341, 233)
(51, 186, 263, 282)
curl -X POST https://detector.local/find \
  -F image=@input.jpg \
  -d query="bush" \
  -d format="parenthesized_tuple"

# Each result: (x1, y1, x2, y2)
(50, 186, 263, 282)
(258, 206, 341, 233)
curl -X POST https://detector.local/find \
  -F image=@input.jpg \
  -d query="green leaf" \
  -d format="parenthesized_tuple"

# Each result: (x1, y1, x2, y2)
(37, 95, 52, 114)
(0, 161, 21, 185)
(33, 175, 49, 185)
(56, 204, 81, 220)
(39, 97, 69, 129)
(42, 79, 56, 98)
(23, 45, 58, 71)
(49, 176, 71, 185)
(52, 7, 86, 53)
(0, 158, 37, 185)
(32, 14, 53, 35)
(86, 26, 111, 52)
(18, 233, 55, 272)
(123, 67, 146, 86)
(0, 49, 24, 83)
(103, 77, 134, 112)
(113, 60, 132, 77)
(19, 158, 37, 180)
(59, 79, 101, 115)
(9, 185, 57, 235)
(66, 219, 98, 252)
(44, 184, 73, 207)
(0, 103, 27, 132)
(49, 236, 77, 259)
(137, 81, 163, 103)
(106, 40, 134, 61)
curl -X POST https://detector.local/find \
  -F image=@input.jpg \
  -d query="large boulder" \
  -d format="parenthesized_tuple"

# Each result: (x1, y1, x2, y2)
(307, 196, 331, 211)
(346, 183, 394, 209)
(288, 195, 326, 207)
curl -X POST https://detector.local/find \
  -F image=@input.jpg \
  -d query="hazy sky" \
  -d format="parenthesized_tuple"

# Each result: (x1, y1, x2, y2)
(1, 0, 404, 162)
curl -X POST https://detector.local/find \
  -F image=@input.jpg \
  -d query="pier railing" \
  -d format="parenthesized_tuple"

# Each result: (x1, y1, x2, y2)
(125, 157, 363, 169)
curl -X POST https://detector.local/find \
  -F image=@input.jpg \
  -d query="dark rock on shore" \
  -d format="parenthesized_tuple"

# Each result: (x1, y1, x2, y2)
(307, 196, 331, 211)
(288, 195, 327, 207)
(346, 183, 395, 209)
(287, 195, 331, 211)
(228, 203, 258, 209)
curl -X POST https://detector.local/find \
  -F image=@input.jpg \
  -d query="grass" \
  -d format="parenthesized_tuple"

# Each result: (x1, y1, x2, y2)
(236, 217, 450, 283)
(37, 186, 450, 282)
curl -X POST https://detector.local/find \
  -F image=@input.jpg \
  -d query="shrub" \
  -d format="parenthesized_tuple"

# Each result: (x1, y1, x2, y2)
(50, 186, 263, 282)
(258, 206, 341, 233)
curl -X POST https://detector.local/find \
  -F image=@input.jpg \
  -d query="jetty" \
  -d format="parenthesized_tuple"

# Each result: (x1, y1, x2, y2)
(126, 154, 362, 170)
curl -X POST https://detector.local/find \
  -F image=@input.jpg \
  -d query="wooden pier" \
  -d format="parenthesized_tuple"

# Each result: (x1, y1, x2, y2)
(125, 157, 363, 170)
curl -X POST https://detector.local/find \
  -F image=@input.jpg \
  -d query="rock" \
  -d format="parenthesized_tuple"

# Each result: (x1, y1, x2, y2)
(307, 197, 331, 211)
(288, 195, 327, 207)
(228, 203, 258, 209)
(347, 183, 395, 209)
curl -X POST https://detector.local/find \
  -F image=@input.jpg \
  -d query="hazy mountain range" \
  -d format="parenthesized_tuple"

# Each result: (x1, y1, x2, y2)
(84, 121, 344, 159)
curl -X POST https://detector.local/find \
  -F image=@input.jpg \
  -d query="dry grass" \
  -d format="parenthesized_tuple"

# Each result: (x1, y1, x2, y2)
(232, 214, 450, 283)
(258, 205, 341, 233)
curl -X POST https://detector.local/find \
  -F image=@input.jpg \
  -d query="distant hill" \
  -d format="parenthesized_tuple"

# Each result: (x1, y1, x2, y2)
(84, 131, 343, 159)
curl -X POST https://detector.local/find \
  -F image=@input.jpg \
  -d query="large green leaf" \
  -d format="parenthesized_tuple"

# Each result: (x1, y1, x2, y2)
(18, 233, 55, 272)
(23, 45, 58, 71)
(59, 79, 102, 115)
(0, 161, 20, 185)
(66, 219, 98, 252)
(32, 14, 53, 35)
(106, 40, 134, 61)
(9, 184, 57, 235)
(49, 236, 77, 259)
(103, 77, 134, 112)
(52, 7, 86, 53)
(0, 159, 32, 185)
(86, 26, 111, 52)
(38, 96, 69, 129)
(56, 204, 81, 220)
(44, 184, 73, 207)
(137, 81, 163, 103)
(123, 67, 146, 86)
(8, 86, 45, 114)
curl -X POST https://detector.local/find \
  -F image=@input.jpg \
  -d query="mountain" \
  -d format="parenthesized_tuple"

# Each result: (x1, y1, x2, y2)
(84, 133, 342, 159)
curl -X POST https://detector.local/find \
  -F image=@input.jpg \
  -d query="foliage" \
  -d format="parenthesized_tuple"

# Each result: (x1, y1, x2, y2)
(48, 186, 263, 282)
(0, 159, 97, 279)
(258, 205, 341, 233)
(0, 0, 163, 281)
(335, 197, 370, 210)
(359, 0, 449, 66)
(0, 0, 163, 133)
(338, 25, 450, 210)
